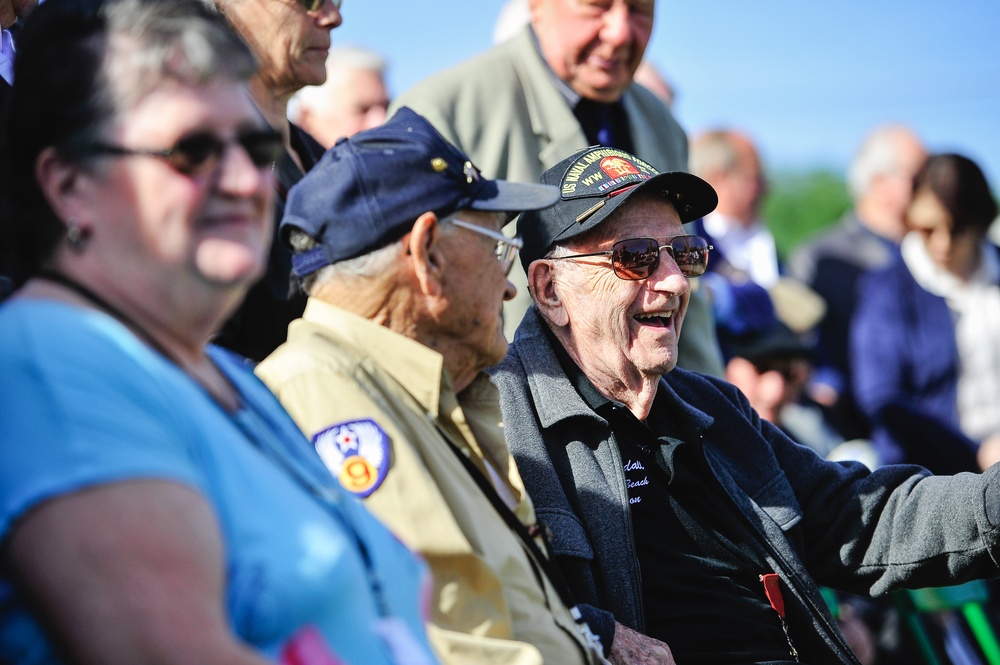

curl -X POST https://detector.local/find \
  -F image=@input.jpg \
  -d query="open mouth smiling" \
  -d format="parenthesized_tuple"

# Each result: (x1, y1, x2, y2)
(634, 311, 674, 327)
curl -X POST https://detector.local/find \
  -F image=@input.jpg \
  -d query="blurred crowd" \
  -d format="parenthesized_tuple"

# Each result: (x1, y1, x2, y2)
(3, 1, 1000, 664)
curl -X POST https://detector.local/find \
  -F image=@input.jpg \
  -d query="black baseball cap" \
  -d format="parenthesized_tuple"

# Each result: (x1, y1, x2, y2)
(281, 107, 559, 277)
(517, 146, 718, 271)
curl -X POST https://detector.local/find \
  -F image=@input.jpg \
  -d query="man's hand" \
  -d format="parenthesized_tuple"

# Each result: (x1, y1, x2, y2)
(610, 622, 675, 664)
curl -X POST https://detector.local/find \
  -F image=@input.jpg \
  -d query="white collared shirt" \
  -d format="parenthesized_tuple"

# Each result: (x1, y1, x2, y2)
(703, 212, 781, 287)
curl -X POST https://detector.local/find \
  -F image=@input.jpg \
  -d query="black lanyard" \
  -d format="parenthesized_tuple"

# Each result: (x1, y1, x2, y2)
(437, 425, 576, 611)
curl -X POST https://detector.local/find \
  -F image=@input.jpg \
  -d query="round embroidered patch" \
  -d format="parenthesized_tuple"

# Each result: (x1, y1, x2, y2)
(311, 419, 390, 498)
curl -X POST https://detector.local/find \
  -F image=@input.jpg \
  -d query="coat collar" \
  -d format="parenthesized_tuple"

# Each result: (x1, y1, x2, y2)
(510, 307, 714, 435)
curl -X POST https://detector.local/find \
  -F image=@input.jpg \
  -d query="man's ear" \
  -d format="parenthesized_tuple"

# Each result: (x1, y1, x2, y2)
(408, 211, 445, 297)
(35, 146, 91, 226)
(528, 259, 568, 328)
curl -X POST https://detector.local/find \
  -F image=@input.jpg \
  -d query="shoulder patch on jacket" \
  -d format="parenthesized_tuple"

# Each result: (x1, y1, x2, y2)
(311, 419, 390, 498)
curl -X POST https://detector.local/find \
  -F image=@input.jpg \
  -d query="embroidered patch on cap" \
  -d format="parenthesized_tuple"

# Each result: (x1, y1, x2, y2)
(311, 419, 390, 498)
(559, 147, 658, 199)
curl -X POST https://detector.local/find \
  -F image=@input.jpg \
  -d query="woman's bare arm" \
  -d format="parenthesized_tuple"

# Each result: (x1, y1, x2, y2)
(5, 479, 272, 665)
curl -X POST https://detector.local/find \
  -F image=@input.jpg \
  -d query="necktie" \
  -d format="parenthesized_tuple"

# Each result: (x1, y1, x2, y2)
(574, 98, 634, 154)
(595, 104, 615, 148)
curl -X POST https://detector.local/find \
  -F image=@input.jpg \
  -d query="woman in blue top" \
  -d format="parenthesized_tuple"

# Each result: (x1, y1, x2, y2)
(0, 2, 437, 664)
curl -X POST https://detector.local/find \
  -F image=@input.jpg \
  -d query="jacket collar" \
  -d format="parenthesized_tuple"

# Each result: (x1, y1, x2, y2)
(511, 307, 714, 435)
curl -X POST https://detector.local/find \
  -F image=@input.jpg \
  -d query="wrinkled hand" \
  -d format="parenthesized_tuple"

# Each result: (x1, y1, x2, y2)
(610, 622, 675, 665)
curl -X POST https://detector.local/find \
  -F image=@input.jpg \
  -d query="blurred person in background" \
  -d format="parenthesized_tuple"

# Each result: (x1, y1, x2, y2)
(287, 43, 390, 149)
(723, 320, 843, 459)
(851, 153, 1000, 473)
(392, 0, 726, 378)
(210, 0, 342, 361)
(689, 128, 778, 288)
(0, 2, 436, 663)
(789, 124, 927, 441)
(690, 129, 826, 366)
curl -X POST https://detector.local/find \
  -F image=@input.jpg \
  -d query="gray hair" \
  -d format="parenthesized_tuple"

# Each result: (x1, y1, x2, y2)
(688, 130, 740, 178)
(847, 124, 922, 201)
(287, 228, 401, 295)
(1, 0, 256, 284)
(288, 44, 387, 121)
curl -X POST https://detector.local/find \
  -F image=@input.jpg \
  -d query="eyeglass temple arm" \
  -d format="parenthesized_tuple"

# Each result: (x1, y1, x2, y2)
(549, 250, 614, 260)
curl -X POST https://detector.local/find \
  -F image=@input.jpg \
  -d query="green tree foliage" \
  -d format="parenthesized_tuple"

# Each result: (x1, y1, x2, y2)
(762, 169, 853, 261)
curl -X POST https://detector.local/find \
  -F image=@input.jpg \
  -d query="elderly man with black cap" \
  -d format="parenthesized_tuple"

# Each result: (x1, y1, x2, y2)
(490, 145, 1000, 664)
(256, 109, 606, 665)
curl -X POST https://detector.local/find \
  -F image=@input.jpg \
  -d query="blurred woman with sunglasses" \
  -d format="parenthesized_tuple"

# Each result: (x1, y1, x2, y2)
(852, 153, 1000, 473)
(0, 1, 437, 664)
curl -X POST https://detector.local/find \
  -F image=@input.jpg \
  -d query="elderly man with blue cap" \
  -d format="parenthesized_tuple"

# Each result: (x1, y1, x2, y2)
(256, 108, 607, 665)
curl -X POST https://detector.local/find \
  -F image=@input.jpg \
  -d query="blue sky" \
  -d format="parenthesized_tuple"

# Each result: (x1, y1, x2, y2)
(332, 1, 1000, 185)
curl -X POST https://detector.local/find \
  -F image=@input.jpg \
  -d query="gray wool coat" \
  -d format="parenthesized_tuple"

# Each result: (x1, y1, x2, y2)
(489, 307, 1000, 663)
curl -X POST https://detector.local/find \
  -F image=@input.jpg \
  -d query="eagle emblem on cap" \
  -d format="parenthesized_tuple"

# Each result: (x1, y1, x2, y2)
(600, 156, 640, 178)
(311, 419, 390, 498)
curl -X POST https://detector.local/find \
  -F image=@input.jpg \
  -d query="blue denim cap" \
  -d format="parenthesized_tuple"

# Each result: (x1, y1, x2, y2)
(516, 146, 718, 272)
(282, 107, 559, 277)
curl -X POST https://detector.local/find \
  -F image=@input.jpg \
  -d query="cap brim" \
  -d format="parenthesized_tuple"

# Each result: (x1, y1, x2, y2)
(547, 170, 718, 246)
(619, 171, 718, 224)
(469, 179, 560, 214)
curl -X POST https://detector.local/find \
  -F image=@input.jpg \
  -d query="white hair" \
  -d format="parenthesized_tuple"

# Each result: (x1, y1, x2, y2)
(847, 124, 921, 201)
(288, 44, 387, 121)
(493, 0, 530, 44)
(689, 130, 740, 178)
(286, 228, 400, 295)
(314, 241, 399, 283)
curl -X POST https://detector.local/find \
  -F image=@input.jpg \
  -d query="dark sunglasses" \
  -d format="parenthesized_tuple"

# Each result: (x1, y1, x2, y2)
(82, 129, 284, 176)
(298, 0, 342, 11)
(551, 235, 713, 280)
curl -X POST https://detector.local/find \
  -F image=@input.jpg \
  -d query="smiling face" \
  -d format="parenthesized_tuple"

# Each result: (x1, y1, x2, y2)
(530, 0, 654, 103)
(548, 193, 690, 393)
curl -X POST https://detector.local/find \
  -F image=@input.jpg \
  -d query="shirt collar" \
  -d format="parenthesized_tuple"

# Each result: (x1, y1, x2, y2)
(541, 320, 617, 412)
(300, 297, 449, 418)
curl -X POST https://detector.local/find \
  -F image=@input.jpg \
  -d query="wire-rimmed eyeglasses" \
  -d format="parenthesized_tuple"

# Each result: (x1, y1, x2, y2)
(445, 217, 523, 276)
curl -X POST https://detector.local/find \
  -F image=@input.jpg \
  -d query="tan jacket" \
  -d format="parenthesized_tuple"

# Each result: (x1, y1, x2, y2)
(257, 299, 601, 665)
(391, 26, 724, 377)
